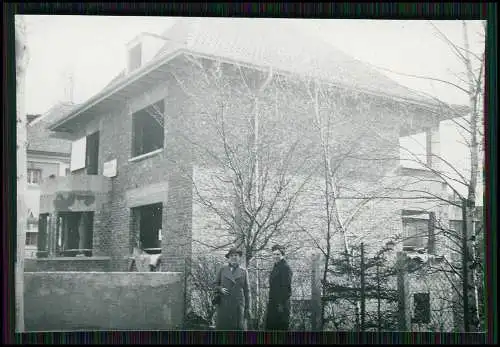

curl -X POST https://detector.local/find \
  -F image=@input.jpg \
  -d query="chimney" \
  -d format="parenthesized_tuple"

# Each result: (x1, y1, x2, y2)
(126, 33, 167, 74)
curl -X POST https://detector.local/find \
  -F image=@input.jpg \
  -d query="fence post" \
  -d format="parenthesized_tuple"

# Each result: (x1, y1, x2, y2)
(311, 253, 322, 331)
(376, 260, 381, 332)
(47, 213, 56, 257)
(360, 243, 366, 331)
(396, 251, 408, 331)
(461, 198, 469, 332)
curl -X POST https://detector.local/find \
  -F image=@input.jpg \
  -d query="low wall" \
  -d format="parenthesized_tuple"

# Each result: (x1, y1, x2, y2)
(24, 272, 184, 331)
(25, 257, 111, 272)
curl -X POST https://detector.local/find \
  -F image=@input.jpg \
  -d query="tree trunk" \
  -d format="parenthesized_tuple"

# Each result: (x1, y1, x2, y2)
(311, 81, 357, 329)
(15, 17, 28, 333)
(462, 20, 481, 332)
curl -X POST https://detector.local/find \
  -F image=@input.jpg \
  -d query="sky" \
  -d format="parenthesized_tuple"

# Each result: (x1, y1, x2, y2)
(18, 16, 485, 204)
(19, 16, 485, 115)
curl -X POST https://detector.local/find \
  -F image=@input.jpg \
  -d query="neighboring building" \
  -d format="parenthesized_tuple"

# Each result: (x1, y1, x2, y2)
(34, 18, 474, 329)
(24, 103, 73, 258)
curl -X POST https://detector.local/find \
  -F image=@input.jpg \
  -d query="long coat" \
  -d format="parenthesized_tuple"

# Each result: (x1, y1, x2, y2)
(265, 259, 293, 330)
(214, 264, 251, 330)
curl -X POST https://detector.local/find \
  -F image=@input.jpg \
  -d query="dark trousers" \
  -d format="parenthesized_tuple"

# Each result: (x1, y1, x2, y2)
(265, 301, 290, 331)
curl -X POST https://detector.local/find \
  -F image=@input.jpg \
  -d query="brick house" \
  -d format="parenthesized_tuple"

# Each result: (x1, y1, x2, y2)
(34, 18, 470, 329)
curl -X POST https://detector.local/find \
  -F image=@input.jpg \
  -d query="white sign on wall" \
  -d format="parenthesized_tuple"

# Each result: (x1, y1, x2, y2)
(103, 159, 117, 178)
(70, 136, 87, 172)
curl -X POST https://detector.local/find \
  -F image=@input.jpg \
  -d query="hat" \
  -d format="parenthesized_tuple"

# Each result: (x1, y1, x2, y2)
(271, 244, 285, 255)
(225, 247, 243, 259)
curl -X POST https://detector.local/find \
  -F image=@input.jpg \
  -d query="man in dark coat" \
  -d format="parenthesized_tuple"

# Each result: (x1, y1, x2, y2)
(213, 247, 251, 330)
(265, 244, 293, 330)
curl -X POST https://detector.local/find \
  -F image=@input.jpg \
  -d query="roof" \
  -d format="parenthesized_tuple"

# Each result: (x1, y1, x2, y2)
(51, 18, 446, 130)
(27, 102, 75, 155)
(154, 18, 434, 103)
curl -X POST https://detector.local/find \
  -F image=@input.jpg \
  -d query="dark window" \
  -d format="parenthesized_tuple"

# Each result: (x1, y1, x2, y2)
(65, 168, 71, 176)
(131, 203, 162, 253)
(128, 43, 142, 71)
(412, 293, 430, 323)
(402, 218, 429, 250)
(402, 210, 436, 253)
(57, 212, 94, 257)
(26, 232, 38, 246)
(27, 169, 42, 184)
(132, 101, 165, 157)
(85, 131, 99, 175)
(37, 214, 49, 256)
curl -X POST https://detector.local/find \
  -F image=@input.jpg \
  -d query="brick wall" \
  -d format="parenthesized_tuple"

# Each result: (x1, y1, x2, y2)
(405, 259, 457, 331)
(95, 59, 193, 271)
(53, 56, 448, 277)
(24, 272, 183, 331)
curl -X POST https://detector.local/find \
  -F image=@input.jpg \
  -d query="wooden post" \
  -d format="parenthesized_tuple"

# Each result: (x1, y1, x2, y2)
(360, 243, 366, 331)
(461, 198, 469, 332)
(376, 260, 381, 332)
(311, 253, 322, 331)
(47, 214, 54, 257)
(396, 251, 408, 331)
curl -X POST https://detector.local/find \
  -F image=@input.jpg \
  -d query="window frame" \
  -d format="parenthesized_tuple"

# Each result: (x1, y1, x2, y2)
(412, 292, 431, 324)
(27, 168, 42, 184)
(399, 128, 432, 171)
(401, 210, 436, 253)
(130, 100, 165, 160)
(130, 202, 163, 254)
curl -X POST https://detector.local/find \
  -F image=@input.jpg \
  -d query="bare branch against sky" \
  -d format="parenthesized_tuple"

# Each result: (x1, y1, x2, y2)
(19, 16, 485, 115)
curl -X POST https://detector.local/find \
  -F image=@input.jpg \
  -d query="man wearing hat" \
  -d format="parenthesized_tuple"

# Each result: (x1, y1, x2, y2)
(265, 244, 293, 331)
(213, 247, 251, 330)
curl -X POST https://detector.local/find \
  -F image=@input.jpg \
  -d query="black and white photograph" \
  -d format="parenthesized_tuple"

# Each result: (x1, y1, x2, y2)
(14, 15, 487, 333)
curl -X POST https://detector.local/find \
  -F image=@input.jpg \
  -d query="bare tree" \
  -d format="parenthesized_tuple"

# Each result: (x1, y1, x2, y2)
(15, 16, 29, 333)
(376, 20, 485, 332)
(163, 57, 319, 326)
(168, 57, 316, 266)
(185, 255, 221, 328)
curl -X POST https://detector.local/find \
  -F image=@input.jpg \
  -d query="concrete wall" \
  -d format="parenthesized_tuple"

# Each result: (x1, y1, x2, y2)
(25, 257, 111, 272)
(24, 271, 183, 331)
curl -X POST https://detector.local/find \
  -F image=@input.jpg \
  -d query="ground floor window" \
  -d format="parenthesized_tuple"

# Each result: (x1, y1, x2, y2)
(131, 203, 163, 253)
(36, 212, 94, 257)
(25, 222, 38, 246)
(37, 214, 49, 257)
(26, 232, 38, 246)
(412, 292, 431, 324)
(57, 211, 94, 256)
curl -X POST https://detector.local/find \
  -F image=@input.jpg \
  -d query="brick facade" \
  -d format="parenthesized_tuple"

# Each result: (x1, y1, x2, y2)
(41, 56, 453, 299)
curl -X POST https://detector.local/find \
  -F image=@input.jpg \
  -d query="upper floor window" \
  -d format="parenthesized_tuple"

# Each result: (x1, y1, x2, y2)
(27, 168, 42, 184)
(132, 101, 165, 158)
(70, 131, 100, 175)
(399, 130, 430, 170)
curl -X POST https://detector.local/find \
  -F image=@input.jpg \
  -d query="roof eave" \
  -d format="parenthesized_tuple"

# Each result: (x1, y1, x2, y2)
(50, 47, 461, 131)
(49, 48, 186, 132)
